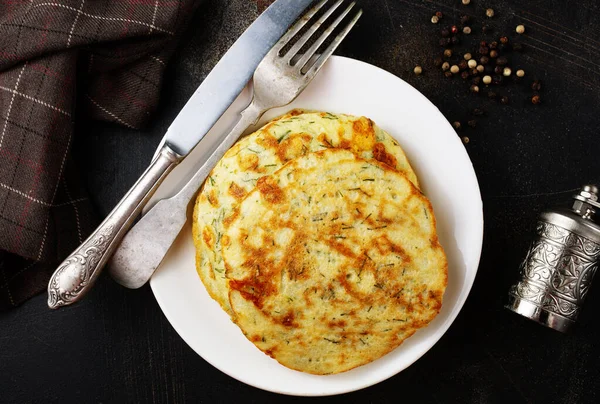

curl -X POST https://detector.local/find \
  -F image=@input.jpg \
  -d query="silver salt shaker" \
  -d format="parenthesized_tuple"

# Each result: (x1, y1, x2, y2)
(506, 185, 600, 332)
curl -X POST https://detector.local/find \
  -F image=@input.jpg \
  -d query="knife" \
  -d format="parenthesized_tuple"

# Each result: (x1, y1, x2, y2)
(47, 0, 314, 309)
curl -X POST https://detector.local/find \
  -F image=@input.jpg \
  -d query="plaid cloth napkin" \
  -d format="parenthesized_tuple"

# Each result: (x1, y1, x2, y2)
(0, 0, 201, 310)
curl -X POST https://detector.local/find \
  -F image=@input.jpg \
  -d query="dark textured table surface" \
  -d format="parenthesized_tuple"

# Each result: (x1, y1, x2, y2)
(2, 0, 600, 402)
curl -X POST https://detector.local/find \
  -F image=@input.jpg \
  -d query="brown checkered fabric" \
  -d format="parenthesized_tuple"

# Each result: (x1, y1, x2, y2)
(0, 0, 201, 310)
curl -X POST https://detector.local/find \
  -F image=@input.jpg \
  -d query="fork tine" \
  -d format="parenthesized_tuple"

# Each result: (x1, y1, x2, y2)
(283, 0, 344, 62)
(295, 1, 356, 69)
(273, 0, 329, 56)
(303, 9, 362, 77)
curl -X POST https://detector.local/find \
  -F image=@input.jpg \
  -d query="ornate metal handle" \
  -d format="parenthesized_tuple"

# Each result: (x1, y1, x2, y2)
(47, 144, 182, 309)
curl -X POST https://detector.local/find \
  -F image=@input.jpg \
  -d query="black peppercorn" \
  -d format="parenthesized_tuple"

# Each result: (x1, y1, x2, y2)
(467, 119, 477, 127)
(500, 36, 509, 44)
(439, 38, 451, 46)
(451, 36, 460, 45)
(500, 96, 509, 104)
(472, 108, 484, 116)
(531, 94, 541, 104)
(459, 60, 468, 70)
(489, 41, 498, 49)
(494, 66, 503, 74)
(444, 71, 453, 78)
(532, 80, 542, 91)
(461, 71, 470, 79)
(512, 42, 524, 51)
(496, 56, 508, 66)
(436, 11, 443, 18)
(479, 46, 489, 55)
(480, 56, 489, 64)
(488, 91, 497, 99)
(472, 76, 481, 85)
(434, 57, 443, 67)
(453, 121, 462, 129)
(460, 15, 471, 25)
(493, 75, 503, 85)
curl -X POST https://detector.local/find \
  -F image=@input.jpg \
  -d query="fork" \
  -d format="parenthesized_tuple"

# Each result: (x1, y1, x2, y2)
(108, 0, 363, 289)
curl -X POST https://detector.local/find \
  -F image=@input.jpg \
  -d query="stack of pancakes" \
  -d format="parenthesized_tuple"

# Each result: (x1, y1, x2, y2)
(193, 110, 447, 374)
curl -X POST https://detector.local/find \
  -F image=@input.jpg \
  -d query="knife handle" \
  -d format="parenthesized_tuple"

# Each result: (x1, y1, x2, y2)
(47, 144, 182, 309)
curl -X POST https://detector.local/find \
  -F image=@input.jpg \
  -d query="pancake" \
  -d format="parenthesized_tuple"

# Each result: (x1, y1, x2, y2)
(223, 149, 447, 374)
(193, 110, 418, 313)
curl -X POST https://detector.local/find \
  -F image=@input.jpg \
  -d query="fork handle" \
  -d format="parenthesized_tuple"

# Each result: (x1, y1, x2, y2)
(108, 100, 266, 289)
(47, 144, 182, 309)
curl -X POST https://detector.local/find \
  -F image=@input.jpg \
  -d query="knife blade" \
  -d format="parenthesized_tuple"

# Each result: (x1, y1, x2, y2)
(46, 0, 314, 309)
(164, 0, 315, 156)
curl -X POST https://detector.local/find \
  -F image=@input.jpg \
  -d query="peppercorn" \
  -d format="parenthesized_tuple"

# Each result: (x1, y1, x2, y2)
(482, 25, 492, 34)
(488, 91, 497, 99)
(462, 0, 470, 5)
(512, 42, 524, 51)
(489, 41, 498, 50)
(482, 75, 492, 85)
(479, 46, 489, 55)
(431, 15, 440, 24)
(480, 40, 488, 47)
(414, 66, 423, 75)
(516, 69, 525, 77)
(442, 61, 450, 71)
(480, 56, 489, 64)
(451, 36, 460, 45)
(460, 15, 471, 25)
(532, 80, 542, 91)
(451, 25, 458, 34)
(494, 66, 503, 74)
(490, 50, 498, 58)
(493, 75, 503, 85)
(500, 96, 509, 104)
(463, 26, 472, 35)
(441, 28, 450, 37)
(470, 68, 479, 75)
(516, 24, 525, 34)
(450, 65, 460, 74)
(467, 119, 477, 127)
(496, 56, 508, 66)
(476, 65, 485, 73)
(461, 71, 470, 79)
(472, 76, 481, 85)
(453, 121, 462, 129)
(439, 38, 451, 46)
(435, 11, 443, 18)
(472, 108, 484, 116)
(444, 71, 453, 78)
(464, 53, 472, 60)
(444, 49, 453, 58)
(459, 60, 468, 70)
(470, 85, 480, 93)
(503, 67, 512, 77)
(531, 94, 541, 104)
(462, 136, 470, 144)
(486, 8, 494, 18)
(468, 59, 477, 69)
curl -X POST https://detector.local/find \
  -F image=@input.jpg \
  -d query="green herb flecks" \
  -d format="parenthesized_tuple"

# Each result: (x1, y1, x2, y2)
(277, 130, 292, 143)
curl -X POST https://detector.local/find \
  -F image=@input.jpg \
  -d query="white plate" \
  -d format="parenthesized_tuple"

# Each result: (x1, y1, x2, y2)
(149, 56, 483, 396)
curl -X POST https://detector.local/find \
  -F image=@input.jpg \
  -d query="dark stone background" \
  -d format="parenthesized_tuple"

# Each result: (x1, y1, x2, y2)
(2, 0, 600, 402)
